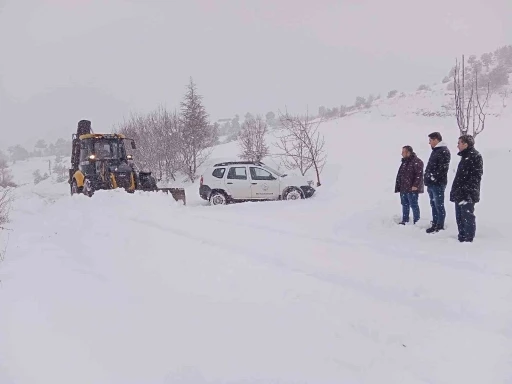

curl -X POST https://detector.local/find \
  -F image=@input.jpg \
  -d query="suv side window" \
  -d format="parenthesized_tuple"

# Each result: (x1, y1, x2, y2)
(227, 166, 247, 180)
(212, 168, 225, 178)
(250, 167, 275, 180)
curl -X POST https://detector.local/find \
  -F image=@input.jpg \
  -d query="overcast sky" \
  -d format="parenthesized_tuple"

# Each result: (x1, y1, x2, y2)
(1, 0, 510, 149)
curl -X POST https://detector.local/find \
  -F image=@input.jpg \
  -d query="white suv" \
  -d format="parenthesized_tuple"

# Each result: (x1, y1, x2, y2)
(199, 161, 316, 205)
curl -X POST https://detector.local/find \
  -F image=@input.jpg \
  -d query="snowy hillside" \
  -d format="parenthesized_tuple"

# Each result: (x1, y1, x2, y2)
(1, 89, 512, 384)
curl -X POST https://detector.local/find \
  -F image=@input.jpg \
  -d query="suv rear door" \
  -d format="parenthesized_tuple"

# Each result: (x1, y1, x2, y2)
(225, 166, 251, 199)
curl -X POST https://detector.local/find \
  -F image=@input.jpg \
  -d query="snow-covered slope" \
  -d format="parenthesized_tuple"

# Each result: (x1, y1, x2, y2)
(1, 89, 512, 384)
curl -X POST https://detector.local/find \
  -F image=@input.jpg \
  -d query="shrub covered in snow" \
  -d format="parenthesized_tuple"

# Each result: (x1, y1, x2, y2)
(33, 169, 49, 185)
(0, 187, 13, 228)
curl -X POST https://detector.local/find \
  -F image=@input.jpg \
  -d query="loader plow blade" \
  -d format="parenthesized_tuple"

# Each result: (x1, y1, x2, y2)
(156, 187, 186, 205)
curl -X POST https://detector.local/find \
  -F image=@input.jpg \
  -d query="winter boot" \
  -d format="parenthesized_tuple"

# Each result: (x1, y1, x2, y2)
(426, 223, 439, 233)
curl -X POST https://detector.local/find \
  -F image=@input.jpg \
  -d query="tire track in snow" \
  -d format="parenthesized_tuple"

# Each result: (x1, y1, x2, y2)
(130, 216, 496, 328)
(173, 209, 509, 278)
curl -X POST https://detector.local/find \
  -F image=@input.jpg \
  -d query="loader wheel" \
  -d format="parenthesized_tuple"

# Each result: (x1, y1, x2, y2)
(83, 178, 94, 197)
(210, 191, 227, 206)
(70, 180, 82, 196)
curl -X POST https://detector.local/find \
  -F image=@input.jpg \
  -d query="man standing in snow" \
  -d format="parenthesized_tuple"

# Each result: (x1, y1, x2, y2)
(450, 135, 483, 243)
(395, 145, 424, 225)
(424, 132, 450, 233)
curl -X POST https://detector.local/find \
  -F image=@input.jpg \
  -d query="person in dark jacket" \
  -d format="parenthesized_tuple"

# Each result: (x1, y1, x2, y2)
(450, 135, 483, 243)
(395, 145, 424, 225)
(424, 132, 451, 233)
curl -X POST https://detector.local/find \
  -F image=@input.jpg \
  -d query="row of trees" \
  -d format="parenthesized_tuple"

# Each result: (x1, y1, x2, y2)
(217, 111, 279, 143)
(317, 87, 434, 119)
(32, 138, 71, 158)
(5, 137, 72, 163)
(444, 45, 512, 91)
(316, 45, 512, 123)
(1, 147, 69, 187)
(114, 76, 327, 186)
(317, 94, 382, 120)
(115, 78, 218, 183)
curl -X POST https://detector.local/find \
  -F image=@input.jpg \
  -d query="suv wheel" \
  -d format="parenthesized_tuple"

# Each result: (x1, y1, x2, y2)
(283, 187, 303, 201)
(210, 191, 227, 205)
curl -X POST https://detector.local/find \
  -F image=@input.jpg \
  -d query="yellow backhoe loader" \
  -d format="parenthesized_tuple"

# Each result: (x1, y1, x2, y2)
(68, 120, 186, 204)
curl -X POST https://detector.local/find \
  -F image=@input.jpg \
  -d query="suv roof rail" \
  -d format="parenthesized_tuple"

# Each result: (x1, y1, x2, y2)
(213, 161, 265, 167)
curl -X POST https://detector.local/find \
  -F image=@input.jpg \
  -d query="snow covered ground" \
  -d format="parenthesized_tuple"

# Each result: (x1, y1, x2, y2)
(1, 88, 512, 383)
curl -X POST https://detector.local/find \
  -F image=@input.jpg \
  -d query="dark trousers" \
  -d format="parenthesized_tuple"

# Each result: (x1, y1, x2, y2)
(400, 192, 420, 223)
(455, 202, 476, 242)
(427, 185, 446, 227)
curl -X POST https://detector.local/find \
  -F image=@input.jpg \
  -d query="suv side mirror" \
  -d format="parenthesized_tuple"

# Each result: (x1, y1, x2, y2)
(131, 141, 136, 149)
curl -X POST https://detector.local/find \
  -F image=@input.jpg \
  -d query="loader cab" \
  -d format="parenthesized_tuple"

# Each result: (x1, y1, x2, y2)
(71, 135, 134, 170)
(79, 136, 133, 163)
(69, 119, 138, 194)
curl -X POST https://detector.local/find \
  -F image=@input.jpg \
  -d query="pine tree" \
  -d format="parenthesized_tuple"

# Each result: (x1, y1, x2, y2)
(238, 115, 269, 162)
(179, 77, 216, 182)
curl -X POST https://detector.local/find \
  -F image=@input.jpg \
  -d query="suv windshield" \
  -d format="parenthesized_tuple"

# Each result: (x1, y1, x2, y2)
(94, 140, 123, 160)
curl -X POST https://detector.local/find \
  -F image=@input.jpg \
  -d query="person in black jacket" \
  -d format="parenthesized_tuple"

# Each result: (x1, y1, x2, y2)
(450, 135, 483, 243)
(424, 132, 451, 233)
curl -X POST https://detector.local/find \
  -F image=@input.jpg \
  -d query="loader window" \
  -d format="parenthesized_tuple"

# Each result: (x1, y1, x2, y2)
(80, 140, 92, 162)
(95, 143, 111, 159)
(94, 141, 122, 160)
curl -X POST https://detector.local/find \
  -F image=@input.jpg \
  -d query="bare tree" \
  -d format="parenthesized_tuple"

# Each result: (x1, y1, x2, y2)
(147, 106, 183, 181)
(453, 54, 491, 139)
(115, 106, 185, 183)
(116, 112, 161, 174)
(275, 109, 327, 186)
(275, 119, 313, 177)
(238, 115, 269, 162)
(499, 88, 509, 108)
